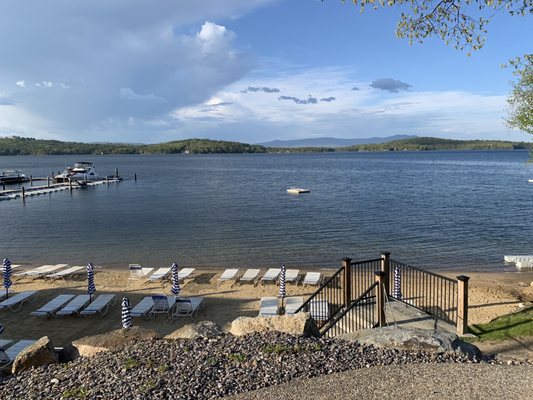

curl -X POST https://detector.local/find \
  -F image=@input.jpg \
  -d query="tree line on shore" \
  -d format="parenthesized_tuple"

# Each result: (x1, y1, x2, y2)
(0, 136, 531, 156)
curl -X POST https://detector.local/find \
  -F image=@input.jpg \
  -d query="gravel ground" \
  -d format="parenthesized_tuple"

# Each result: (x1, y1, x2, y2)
(228, 363, 533, 400)
(0, 332, 522, 399)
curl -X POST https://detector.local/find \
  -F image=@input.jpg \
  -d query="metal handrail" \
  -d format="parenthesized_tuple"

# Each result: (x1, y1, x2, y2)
(390, 259, 457, 284)
(294, 266, 344, 314)
(320, 281, 379, 337)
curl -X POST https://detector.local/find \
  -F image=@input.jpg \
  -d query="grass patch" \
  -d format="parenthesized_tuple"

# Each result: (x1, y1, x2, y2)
(62, 386, 90, 399)
(469, 306, 533, 341)
(123, 357, 140, 371)
(228, 353, 247, 363)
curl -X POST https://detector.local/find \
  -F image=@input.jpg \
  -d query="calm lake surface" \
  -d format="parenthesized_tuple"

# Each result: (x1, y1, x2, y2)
(1, 151, 532, 272)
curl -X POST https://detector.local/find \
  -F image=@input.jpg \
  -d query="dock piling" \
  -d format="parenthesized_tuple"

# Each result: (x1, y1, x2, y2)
(21, 186, 25, 199)
(134, 173, 137, 182)
(30, 175, 33, 186)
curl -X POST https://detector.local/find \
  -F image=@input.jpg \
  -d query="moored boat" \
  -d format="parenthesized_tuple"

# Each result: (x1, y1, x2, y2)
(0, 169, 30, 184)
(287, 188, 310, 194)
(54, 162, 98, 182)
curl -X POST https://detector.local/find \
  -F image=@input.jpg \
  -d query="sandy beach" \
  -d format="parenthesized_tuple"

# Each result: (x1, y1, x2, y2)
(1, 265, 533, 359)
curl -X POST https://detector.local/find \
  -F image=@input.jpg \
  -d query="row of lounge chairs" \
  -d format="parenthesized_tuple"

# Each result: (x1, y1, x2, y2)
(12, 264, 86, 280)
(130, 295, 204, 320)
(129, 265, 196, 282)
(218, 268, 322, 286)
(31, 294, 116, 317)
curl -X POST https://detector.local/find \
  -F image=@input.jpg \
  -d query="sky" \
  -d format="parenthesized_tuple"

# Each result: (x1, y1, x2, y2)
(0, 0, 531, 144)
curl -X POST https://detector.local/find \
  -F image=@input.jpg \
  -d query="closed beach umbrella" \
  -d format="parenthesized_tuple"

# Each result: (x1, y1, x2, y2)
(171, 262, 180, 296)
(278, 264, 286, 314)
(87, 262, 96, 302)
(393, 265, 402, 300)
(0, 323, 3, 335)
(121, 297, 132, 329)
(3, 258, 12, 299)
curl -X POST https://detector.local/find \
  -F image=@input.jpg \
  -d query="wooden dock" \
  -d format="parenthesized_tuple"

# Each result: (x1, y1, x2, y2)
(0, 177, 122, 201)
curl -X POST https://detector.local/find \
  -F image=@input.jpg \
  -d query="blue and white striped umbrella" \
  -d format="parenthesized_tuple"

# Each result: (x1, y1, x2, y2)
(121, 297, 132, 329)
(87, 262, 96, 302)
(393, 265, 402, 300)
(3, 258, 12, 299)
(278, 264, 286, 299)
(0, 323, 4, 335)
(170, 262, 180, 296)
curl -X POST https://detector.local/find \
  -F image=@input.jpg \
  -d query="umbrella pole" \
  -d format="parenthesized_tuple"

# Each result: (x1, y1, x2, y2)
(5, 288, 8, 299)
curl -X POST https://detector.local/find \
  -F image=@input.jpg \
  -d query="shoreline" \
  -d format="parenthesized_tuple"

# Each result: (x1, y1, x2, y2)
(0, 265, 532, 356)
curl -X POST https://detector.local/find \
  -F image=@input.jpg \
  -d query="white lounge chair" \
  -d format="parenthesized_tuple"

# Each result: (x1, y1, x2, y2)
(56, 294, 91, 316)
(261, 268, 280, 284)
(285, 296, 304, 314)
(129, 264, 154, 279)
(258, 297, 278, 316)
(147, 267, 171, 282)
(171, 297, 203, 319)
(1, 340, 37, 369)
(80, 294, 116, 316)
(0, 290, 38, 311)
(309, 299, 329, 321)
(46, 266, 85, 280)
(31, 294, 75, 317)
(178, 268, 196, 281)
(238, 269, 260, 284)
(303, 272, 322, 286)
(150, 295, 176, 318)
(15, 264, 68, 277)
(285, 269, 300, 284)
(218, 269, 239, 283)
(130, 297, 155, 318)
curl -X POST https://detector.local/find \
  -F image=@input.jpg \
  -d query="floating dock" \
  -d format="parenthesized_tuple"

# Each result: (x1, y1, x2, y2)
(0, 177, 122, 201)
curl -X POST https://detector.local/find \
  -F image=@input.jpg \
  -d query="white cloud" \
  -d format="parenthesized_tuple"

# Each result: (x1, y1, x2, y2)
(15, 80, 25, 88)
(0, 1, 275, 140)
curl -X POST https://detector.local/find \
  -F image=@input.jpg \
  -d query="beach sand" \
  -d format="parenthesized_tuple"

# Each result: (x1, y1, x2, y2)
(1, 266, 532, 360)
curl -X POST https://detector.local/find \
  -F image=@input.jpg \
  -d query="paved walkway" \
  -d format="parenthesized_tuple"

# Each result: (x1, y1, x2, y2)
(228, 364, 533, 400)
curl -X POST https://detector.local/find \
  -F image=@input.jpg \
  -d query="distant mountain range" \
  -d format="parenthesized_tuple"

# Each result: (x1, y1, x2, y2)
(257, 135, 418, 148)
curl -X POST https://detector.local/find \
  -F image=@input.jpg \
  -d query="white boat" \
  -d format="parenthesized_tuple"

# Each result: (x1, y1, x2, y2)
(54, 162, 98, 182)
(287, 188, 310, 194)
(528, 179, 533, 183)
(516, 260, 533, 269)
(0, 169, 29, 184)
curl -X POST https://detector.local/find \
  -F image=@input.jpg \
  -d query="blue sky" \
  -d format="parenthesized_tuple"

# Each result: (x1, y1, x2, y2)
(0, 0, 531, 144)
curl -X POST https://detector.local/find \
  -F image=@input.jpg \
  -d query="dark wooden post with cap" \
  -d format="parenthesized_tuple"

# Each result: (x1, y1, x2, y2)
(457, 275, 470, 335)
(380, 251, 391, 297)
(375, 271, 386, 327)
(342, 257, 352, 307)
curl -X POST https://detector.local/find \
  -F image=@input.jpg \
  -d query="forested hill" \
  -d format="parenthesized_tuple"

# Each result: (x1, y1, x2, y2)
(0, 137, 266, 155)
(342, 137, 533, 152)
(0, 136, 531, 155)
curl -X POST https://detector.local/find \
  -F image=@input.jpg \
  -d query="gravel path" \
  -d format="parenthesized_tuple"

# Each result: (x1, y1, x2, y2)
(228, 363, 533, 400)
(0, 332, 525, 399)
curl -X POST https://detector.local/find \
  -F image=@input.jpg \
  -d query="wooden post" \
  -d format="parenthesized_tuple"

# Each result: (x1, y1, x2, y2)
(380, 251, 391, 297)
(106, 176, 109, 185)
(30, 175, 33, 186)
(375, 271, 386, 327)
(134, 173, 137, 182)
(457, 275, 470, 335)
(47, 177, 50, 188)
(21, 186, 25, 199)
(342, 257, 352, 307)
(68, 179, 72, 191)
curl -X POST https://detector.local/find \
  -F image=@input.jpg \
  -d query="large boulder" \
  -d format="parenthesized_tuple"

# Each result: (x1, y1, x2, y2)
(11, 336, 58, 374)
(340, 326, 481, 359)
(165, 321, 227, 340)
(71, 327, 160, 358)
(230, 312, 320, 337)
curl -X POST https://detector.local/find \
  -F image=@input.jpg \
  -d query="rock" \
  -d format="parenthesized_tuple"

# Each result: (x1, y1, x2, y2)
(518, 281, 528, 287)
(230, 312, 320, 337)
(339, 326, 481, 359)
(72, 326, 160, 358)
(165, 321, 227, 340)
(530, 281, 533, 287)
(11, 336, 58, 374)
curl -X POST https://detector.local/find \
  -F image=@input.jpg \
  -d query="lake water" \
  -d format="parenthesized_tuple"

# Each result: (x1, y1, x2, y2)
(1, 151, 532, 272)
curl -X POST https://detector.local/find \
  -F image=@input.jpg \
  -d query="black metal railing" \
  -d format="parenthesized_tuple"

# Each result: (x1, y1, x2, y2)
(389, 259, 458, 324)
(349, 258, 382, 301)
(321, 281, 378, 337)
(295, 266, 345, 328)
